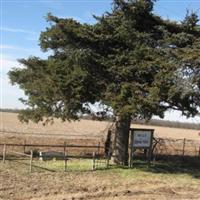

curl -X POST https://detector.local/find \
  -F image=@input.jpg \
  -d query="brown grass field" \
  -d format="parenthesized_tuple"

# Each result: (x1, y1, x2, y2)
(1, 112, 200, 142)
(0, 160, 200, 200)
(0, 112, 200, 200)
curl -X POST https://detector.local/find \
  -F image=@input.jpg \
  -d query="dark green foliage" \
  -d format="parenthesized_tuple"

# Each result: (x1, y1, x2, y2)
(182, 10, 199, 32)
(8, 0, 200, 123)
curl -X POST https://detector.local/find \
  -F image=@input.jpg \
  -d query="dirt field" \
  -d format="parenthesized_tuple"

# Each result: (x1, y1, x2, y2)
(1, 112, 200, 142)
(1, 160, 200, 200)
(0, 112, 200, 200)
(1, 112, 199, 156)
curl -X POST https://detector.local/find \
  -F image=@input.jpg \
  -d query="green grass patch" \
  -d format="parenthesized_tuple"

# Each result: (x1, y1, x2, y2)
(1, 158, 199, 182)
(31, 158, 108, 172)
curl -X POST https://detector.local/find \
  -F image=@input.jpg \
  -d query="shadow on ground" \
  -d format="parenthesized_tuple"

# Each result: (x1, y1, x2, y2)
(112, 155, 200, 179)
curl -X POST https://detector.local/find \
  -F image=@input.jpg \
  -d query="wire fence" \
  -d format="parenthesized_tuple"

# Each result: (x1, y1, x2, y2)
(0, 142, 110, 172)
(154, 137, 200, 157)
(0, 135, 199, 172)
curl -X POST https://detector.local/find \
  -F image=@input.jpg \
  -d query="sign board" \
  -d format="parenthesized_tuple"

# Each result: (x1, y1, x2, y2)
(132, 130, 152, 148)
(129, 128, 154, 167)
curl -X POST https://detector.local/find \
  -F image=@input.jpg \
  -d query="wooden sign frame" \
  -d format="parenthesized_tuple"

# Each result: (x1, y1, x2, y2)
(129, 128, 154, 167)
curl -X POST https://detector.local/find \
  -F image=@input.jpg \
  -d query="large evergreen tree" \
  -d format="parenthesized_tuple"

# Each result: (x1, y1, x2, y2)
(9, 0, 200, 165)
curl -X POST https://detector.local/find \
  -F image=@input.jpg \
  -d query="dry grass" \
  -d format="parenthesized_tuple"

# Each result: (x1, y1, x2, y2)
(0, 160, 200, 200)
(1, 112, 200, 200)
(1, 112, 200, 142)
(1, 112, 199, 157)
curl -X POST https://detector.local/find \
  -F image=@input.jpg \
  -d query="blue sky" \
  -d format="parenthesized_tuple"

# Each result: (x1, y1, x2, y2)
(1, 0, 200, 123)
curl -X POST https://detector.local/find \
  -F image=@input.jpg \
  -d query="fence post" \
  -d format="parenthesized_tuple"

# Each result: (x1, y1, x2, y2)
(3, 144, 6, 163)
(92, 152, 96, 171)
(198, 146, 200, 158)
(30, 150, 33, 172)
(97, 142, 100, 157)
(23, 139, 26, 154)
(64, 142, 67, 172)
(182, 138, 186, 158)
(106, 151, 110, 169)
(153, 147, 157, 162)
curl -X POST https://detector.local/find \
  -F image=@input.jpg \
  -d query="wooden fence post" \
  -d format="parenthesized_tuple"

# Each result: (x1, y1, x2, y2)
(97, 142, 100, 157)
(23, 139, 26, 154)
(148, 132, 153, 166)
(198, 146, 200, 158)
(182, 138, 186, 157)
(3, 144, 6, 163)
(64, 142, 67, 172)
(106, 151, 110, 168)
(92, 152, 96, 171)
(153, 147, 157, 162)
(30, 150, 33, 172)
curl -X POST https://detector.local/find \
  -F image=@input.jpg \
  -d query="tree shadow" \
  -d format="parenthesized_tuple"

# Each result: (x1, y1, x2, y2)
(130, 155, 200, 179)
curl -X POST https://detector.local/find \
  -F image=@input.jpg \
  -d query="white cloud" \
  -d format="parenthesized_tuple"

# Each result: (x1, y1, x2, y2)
(0, 27, 38, 35)
(25, 35, 39, 41)
(38, 0, 63, 6)
(1, 76, 26, 109)
(1, 45, 48, 60)
(0, 45, 33, 52)
(0, 45, 16, 50)
(153, 110, 200, 124)
(1, 58, 22, 73)
(0, 44, 40, 53)
(57, 15, 85, 23)
(1, 27, 40, 41)
(0, 58, 26, 109)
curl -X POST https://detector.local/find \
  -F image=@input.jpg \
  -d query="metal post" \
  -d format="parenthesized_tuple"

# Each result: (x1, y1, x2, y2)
(97, 142, 100, 157)
(148, 131, 154, 166)
(129, 132, 133, 168)
(64, 142, 67, 172)
(182, 138, 186, 157)
(92, 152, 96, 171)
(153, 147, 157, 162)
(30, 150, 33, 172)
(3, 144, 6, 163)
(23, 139, 26, 154)
(106, 151, 110, 168)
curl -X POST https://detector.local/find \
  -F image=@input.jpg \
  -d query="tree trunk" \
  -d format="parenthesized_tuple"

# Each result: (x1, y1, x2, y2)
(113, 115, 131, 166)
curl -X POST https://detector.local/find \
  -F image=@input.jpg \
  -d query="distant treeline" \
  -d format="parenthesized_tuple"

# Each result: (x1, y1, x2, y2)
(0, 108, 22, 113)
(132, 119, 200, 130)
(82, 115, 200, 130)
(1, 108, 199, 130)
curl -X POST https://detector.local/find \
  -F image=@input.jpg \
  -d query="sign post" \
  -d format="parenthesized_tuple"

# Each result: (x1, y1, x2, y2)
(129, 128, 154, 167)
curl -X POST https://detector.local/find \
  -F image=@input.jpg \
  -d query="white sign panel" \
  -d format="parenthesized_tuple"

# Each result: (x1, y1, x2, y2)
(133, 130, 152, 148)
